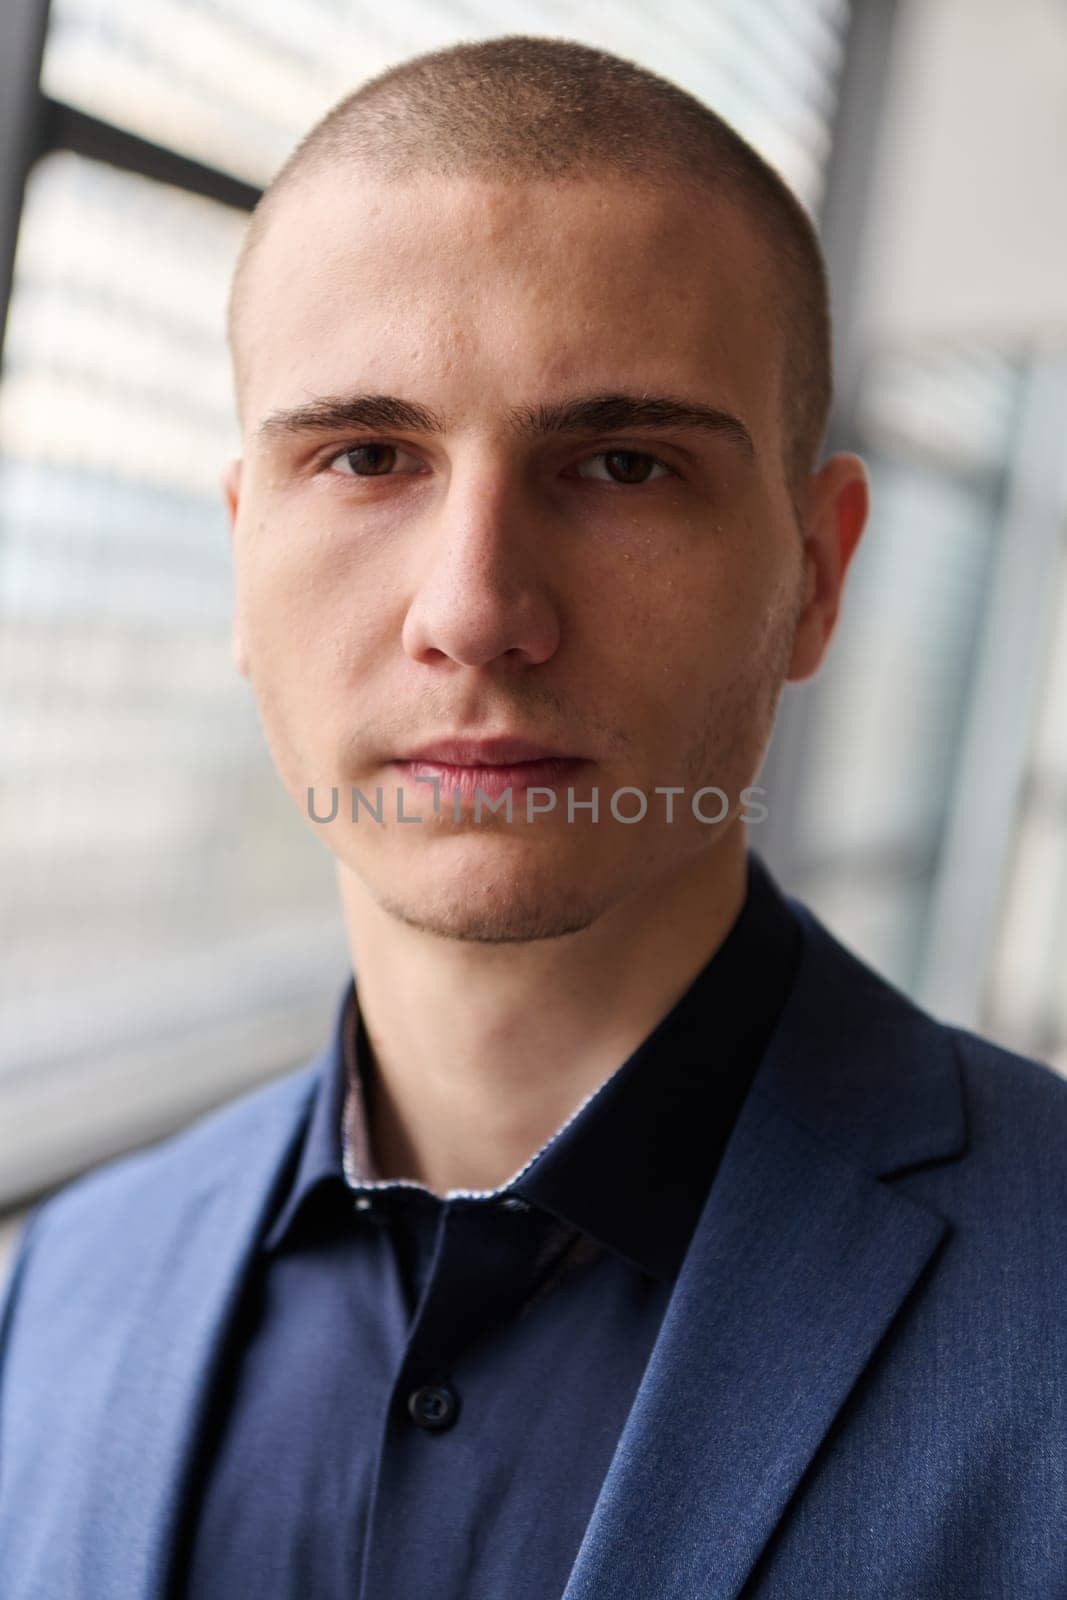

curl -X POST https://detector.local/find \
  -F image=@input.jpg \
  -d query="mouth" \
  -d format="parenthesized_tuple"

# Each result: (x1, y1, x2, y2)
(390, 737, 590, 800)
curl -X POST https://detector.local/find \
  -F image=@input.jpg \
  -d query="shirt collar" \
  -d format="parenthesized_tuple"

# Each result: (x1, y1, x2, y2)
(262, 846, 802, 1279)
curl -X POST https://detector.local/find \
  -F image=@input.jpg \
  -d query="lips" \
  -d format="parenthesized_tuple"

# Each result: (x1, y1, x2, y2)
(391, 737, 589, 800)
(396, 737, 577, 765)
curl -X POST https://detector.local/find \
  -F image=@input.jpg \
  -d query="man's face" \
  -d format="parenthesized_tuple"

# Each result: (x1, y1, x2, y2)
(225, 169, 814, 941)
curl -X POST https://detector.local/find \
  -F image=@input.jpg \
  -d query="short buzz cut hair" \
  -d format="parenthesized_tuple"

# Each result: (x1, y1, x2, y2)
(227, 33, 834, 498)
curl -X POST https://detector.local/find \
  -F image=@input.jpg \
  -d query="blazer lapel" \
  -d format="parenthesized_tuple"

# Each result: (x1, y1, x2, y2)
(561, 899, 966, 1600)
(76, 1052, 326, 1600)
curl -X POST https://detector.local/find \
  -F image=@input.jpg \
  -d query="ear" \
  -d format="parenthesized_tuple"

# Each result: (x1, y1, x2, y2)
(221, 458, 249, 677)
(221, 457, 241, 529)
(787, 452, 869, 683)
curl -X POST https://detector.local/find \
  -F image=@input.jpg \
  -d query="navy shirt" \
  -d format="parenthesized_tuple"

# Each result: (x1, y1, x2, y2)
(172, 849, 801, 1600)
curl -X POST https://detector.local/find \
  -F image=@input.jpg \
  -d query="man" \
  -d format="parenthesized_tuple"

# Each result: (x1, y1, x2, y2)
(2, 32, 1066, 1600)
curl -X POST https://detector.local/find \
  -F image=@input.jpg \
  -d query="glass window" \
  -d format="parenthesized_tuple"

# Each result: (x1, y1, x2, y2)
(0, 153, 344, 1206)
(778, 343, 1026, 989)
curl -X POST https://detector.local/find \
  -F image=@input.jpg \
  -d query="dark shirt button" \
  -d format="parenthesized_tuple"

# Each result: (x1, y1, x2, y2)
(499, 1196, 530, 1212)
(407, 1383, 459, 1432)
(353, 1195, 374, 1213)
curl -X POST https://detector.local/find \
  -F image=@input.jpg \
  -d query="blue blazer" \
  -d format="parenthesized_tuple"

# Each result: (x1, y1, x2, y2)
(3, 888, 1067, 1599)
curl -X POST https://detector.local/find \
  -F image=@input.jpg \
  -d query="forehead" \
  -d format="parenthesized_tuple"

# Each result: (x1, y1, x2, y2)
(240, 167, 779, 443)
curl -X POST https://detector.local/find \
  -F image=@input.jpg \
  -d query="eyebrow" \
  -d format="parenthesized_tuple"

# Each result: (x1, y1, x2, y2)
(255, 389, 756, 459)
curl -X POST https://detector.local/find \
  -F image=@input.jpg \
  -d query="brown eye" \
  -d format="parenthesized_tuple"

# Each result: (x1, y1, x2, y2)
(325, 440, 424, 479)
(341, 443, 398, 476)
(576, 450, 671, 485)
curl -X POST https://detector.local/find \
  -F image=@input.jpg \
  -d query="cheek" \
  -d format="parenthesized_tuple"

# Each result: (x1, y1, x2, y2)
(587, 537, 754, 679)
(239, 510, 398, 679)
(587, 525, 793, 749)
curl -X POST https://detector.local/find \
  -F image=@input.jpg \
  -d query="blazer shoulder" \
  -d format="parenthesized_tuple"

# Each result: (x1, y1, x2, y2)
(792, 891, 1066, 1113)
(774, 891, 1067, 1179)
(24, 1050, 323, 1255)
(943, 1017, 1067, 1122)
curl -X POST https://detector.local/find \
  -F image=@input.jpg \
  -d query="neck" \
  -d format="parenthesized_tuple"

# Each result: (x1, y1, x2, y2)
(335, 827, 749, 1196)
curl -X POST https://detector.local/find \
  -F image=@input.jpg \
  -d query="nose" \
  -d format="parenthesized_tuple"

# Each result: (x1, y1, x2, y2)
(401, 470, 562, 670)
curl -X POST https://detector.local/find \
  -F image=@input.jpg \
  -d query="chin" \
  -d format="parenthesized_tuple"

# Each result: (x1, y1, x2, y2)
(369, 850, 610, 944)
(385, 900, 601, 944)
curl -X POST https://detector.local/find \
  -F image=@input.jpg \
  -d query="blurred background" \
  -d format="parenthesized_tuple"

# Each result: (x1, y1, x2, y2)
(2, 0, 1065, 1264)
